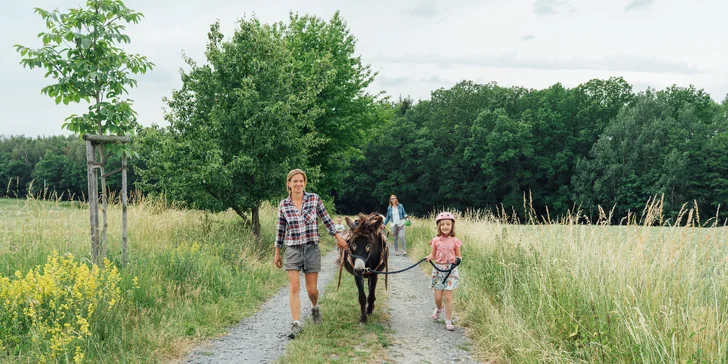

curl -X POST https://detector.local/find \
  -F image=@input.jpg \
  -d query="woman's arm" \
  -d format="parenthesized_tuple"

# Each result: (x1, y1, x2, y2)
(273, 203, 286, 268)
(384, 206, 391, 225)
(316, 195, 348, 250)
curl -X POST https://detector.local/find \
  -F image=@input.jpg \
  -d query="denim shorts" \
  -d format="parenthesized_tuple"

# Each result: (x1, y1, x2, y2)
(283, 243, 321, 273)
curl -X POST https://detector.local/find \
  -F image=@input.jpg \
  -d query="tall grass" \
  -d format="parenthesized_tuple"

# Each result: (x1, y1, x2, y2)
(0, 197, 287, 363)
(408, 201, 728, 363)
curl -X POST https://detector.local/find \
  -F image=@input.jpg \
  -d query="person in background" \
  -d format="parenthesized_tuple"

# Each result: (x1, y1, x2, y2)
(384, 194, 409, 256)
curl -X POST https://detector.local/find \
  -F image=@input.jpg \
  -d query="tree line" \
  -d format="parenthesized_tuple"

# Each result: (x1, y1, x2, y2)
(4, 12, 727, 227)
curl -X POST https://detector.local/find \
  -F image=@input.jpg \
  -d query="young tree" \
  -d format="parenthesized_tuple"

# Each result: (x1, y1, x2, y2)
(138, 14, 378, 239)
(15, 0, 153, 265)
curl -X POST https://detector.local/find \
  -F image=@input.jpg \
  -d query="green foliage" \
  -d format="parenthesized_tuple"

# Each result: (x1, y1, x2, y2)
(136, 13, 379, 229)
(573, 88, 727, 220)
(0, 135, 138, 199)
(15, 0, 153, 141)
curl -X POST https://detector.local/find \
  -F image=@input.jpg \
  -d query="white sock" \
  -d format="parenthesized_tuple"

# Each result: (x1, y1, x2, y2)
(293, 320, 300, 325)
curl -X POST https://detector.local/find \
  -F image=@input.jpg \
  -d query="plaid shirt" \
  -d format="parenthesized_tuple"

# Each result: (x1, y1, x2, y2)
(274, 192, 337, 248)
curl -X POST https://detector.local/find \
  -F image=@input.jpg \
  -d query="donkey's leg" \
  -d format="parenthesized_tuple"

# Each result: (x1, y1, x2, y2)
(366, 275, 377, 315)
(355, 275, 367, 324)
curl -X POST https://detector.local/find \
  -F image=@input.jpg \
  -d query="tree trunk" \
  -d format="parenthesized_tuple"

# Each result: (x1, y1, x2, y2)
(252, 205, 261, 242)
(231, 206, 248, 223)
(121, 154, 128, 267)
(86, 141, 100, 265)
(98, 144, 108, 268)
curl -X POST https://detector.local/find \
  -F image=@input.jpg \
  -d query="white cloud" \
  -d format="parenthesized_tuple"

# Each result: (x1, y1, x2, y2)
(402, 0, 439, 18)
(532, 0, 575, 15)
(625, 0, 655, 11)
(2, 0, 727, 136)
(371, 52, 705, 75)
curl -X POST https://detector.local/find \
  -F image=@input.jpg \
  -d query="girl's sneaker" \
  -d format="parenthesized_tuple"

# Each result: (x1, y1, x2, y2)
(445, 321, 455, 331)
(432, 308, 443, 320)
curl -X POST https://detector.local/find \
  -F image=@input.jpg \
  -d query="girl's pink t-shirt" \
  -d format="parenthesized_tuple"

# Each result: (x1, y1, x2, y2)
(430, 235, 462, 264)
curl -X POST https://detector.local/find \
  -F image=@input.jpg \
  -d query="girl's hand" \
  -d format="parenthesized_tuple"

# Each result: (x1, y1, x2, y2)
(425, 254, 433, 262)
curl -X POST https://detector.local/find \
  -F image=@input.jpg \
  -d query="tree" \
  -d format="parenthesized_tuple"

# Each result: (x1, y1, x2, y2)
(139, 18, 319, 240)
(15, 0, 154, 265)
(285, 12, 378, 195)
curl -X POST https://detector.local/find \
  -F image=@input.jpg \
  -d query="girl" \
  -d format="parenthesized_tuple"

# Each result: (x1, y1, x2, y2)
(425, 211, 462, 331)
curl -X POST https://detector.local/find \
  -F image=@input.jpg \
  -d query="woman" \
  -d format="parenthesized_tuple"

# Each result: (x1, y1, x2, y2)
(384, 194, 409, 256)
(274, 169, 348, 339)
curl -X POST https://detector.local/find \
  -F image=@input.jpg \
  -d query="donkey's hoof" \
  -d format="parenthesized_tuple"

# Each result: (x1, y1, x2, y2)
(366, 305, 375, 315)
(359, 317, 367, 325)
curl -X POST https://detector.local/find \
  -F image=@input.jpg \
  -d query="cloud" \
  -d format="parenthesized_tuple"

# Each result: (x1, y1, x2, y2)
(377, 75, 412, 87)
(533, 0, 575, 15)
(625, 0, 655, 11)
(401, 0, 439, 18)
(421, 75, 445, 83)
(521, 34, 536, 41)
(371, 52, 705, 75)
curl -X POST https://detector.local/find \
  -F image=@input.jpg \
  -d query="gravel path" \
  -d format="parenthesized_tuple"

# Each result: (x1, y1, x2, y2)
(182, 249, 340, 364)
(385, 254, 481, 364)
(181, 250, 482, 364)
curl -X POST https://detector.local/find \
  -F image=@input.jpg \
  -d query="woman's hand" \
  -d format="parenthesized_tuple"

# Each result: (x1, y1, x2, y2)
(274, 252, 283, 269)
(336, 235, 348, 251)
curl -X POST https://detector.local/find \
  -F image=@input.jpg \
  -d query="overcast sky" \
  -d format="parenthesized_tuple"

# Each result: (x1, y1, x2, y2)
(2, 0, 727, 137)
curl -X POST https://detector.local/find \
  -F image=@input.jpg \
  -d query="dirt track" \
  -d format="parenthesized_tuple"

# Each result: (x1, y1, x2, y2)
(182, 250, 481, 363)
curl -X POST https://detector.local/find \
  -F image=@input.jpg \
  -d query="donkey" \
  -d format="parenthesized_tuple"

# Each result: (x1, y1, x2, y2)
(339, 213, 389, 324)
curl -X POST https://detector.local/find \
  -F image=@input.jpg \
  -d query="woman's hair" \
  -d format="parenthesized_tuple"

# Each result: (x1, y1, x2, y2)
(389, 194, 398, 206)
(436, 220, 456, 237)
(286, 169, 307, 195)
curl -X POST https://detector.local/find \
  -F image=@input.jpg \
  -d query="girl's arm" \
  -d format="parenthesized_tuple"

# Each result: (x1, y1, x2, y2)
(453, 245, 462, 264)
(426, 242, 437, 261)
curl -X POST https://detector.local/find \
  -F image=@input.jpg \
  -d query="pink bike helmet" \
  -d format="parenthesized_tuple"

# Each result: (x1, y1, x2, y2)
(435, 212, 456, 223)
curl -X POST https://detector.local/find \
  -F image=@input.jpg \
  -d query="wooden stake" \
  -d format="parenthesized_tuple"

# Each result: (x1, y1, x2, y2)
(86, 141, 100, 265)
(122, 155, 128, 267)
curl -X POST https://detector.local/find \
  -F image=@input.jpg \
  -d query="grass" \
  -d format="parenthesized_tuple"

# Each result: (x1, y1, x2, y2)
(277, 273, 393, 364)
(4, 195, 726, 363)
(0, 197, 289, 363)
(406, 207, 728, 363)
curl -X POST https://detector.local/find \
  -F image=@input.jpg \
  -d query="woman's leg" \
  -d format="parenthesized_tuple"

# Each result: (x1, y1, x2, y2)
(288, 270, 301, 321)
(443, 290, 453, 321)
(304, 272, 319, 306)
(392, 227, 400, 253)
(398, 226, 406, 253)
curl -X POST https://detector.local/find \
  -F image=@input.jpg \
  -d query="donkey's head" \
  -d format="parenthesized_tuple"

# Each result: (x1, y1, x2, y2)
(345, 213, 385, 275)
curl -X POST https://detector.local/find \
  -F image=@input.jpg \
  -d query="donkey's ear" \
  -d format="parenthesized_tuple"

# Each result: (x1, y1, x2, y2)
(372, 214, 383, 231)
(345, 217, 357, 229)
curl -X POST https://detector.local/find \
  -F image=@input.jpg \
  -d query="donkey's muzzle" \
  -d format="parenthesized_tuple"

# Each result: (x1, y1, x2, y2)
(354, 258, 366, 274)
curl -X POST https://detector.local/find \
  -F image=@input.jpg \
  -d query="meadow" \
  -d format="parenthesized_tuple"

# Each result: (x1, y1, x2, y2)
(0, 197, 287, 363)
(2, 196, 726, 363)
(407, 205, 728, 363)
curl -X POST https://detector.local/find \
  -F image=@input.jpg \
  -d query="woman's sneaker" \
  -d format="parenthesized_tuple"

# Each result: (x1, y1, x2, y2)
(432, 308, 443, 320)
(311, 306, 322, 324)
(288, 321, 303, 339)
